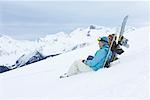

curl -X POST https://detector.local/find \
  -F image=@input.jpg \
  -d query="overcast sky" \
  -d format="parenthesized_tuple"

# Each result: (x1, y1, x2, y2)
(0, 1, 149, 40)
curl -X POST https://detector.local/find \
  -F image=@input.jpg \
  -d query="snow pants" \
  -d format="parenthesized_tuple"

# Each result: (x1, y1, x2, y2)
(67, 60, 93, 76)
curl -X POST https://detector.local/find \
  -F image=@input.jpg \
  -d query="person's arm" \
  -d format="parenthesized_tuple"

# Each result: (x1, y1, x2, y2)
(84, 49, 107, 67)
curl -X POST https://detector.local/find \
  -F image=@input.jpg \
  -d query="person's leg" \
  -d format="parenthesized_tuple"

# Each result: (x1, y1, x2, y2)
(110, 51, 116, 62)
(67, 60, 93, 76)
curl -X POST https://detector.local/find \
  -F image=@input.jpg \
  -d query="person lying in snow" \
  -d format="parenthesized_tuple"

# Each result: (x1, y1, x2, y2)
(60, 36, 112, 78)
(108, 34, 123, 62)
(103, 34, 129, 68)
(108, 34, 129, 62)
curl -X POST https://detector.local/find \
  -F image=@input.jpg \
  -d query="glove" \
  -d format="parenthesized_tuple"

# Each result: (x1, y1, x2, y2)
(87, 55, 94, 60)
(82, 60, 85, 63)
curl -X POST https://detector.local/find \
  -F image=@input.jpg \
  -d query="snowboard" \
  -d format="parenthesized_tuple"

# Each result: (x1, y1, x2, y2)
(117, 15, 129, 48)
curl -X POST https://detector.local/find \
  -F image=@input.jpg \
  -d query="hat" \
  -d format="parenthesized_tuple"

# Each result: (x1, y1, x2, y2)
(108, 34, 116, 41)
(108, 34, 113, 40)
(97, 36, 109, 43)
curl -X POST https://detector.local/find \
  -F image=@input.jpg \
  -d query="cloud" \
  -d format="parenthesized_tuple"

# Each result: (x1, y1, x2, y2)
(0, 1, 149, 40)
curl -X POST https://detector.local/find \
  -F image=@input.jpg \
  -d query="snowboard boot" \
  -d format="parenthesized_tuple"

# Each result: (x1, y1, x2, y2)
(104, 61, 110, 68)
(60, 73, 69, 78)
(113, 56, 119, 61)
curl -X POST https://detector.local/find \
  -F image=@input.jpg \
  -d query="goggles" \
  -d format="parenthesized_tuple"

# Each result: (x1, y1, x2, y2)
(97, 37, 108, 43)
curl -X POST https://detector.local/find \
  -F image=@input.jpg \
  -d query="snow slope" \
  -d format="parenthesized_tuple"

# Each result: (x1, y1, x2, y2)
(0, 26, 149, 100)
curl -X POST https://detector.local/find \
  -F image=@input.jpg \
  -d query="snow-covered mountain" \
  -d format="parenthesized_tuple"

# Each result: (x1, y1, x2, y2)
(0, 34, 38, 56)
(0, 25, 135, 67)
(0, 26, 149, 100)
(0, 34, 39, 66)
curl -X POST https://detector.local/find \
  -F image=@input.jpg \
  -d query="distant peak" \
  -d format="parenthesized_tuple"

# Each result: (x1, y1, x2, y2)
(89, 25, 96, 29)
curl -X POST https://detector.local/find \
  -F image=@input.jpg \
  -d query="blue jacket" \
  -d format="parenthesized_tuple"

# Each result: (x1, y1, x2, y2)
(84, 45, 112, 71)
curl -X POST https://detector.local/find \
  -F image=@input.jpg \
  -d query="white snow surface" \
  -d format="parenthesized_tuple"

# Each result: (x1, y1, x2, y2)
(0, 26, 149, 100)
